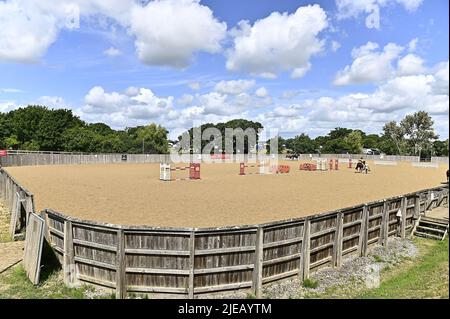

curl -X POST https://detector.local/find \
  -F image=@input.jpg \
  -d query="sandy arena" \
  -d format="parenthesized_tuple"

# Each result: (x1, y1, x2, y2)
(5, 161, 448, 228)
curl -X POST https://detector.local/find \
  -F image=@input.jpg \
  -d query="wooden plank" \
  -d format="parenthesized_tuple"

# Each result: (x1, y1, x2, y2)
(49, 226, 64, 238)
(194, 264, 254, 275)
(188, 231, 195, 299)
(343, 219, 361, 228)
(342, 245, 358, 256)
(9, 192, 21, 239)
(334, 212, 344, 267)
(252, 226, 263, 298)
(125, 248, 189, 256)
(301, 218, 310, 280)
(263, 237, 302, 249)
(358, 205, 369, 257)
(400, 197, 407, 239)
(115, 229, 126, 299)
(74, 256, 116, 270)
(343, 233, 360, 242)
(127, 285, 186, 294)
(195, 246, 255, 255)
(23, 213, 45, 285)
(74, 238, 117, 252)
(63, 220, 75, 286)
(263, 253, 301, 266)
(381, 200, 389, 246)
(310, 256, 333, 269)
(126, 267, 190, 275)
(310, 242, 334, 253)
(310, 227, 336, 239)
(262, 269, 298, 284)
(194, 282, 253, 294)
(77, 274, 116, 289)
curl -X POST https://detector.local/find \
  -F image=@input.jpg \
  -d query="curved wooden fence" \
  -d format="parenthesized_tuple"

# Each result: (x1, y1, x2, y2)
(0, 166, 448, 298)
(41, 187, 448, 298)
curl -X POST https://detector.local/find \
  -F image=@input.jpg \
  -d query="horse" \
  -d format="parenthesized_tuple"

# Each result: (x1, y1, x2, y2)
(355, 161, 370, 174)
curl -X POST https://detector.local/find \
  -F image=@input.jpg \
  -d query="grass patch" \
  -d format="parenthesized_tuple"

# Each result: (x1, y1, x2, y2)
(372, 254, 384, 263)
(0, 238, 113, 299)
(0, 265, 95, 299)
(303, 278, 319, 289)
(358, 238, 449, 299)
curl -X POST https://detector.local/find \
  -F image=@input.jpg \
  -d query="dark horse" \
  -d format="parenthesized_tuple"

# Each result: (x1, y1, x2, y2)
(355, 161, 370, 174)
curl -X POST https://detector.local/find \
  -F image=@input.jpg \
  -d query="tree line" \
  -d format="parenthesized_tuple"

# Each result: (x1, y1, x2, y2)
(272, 111, 448, 158)
(0, 106, 448, 157)
(0, 106, 169, 153)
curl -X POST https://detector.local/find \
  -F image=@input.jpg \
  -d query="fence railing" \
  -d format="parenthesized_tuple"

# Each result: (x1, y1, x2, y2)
(0, 168, 35, 239)
(2, 151, 446, 167)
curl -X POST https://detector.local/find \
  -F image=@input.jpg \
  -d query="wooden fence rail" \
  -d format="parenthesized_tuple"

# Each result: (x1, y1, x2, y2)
(0, 166, 448, 298)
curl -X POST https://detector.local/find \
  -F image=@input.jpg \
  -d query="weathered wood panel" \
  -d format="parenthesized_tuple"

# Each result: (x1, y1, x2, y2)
(23, 213, 45, 284)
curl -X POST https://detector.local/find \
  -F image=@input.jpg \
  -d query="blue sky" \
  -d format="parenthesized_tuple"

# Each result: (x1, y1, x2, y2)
(0, 0, 448, 140)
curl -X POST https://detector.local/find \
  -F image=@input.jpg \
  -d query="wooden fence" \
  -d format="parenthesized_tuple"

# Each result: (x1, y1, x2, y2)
(1, 165, 448, 298)
(0, 168, 35, 239)
(41, 186, 448, 299)
(3, 150, 446, 167)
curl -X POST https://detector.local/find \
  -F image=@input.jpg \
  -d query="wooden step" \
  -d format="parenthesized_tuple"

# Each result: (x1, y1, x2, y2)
(414, 231, 443, 240)
(416, 225, 446, 234)
(420, 219, 449, 228)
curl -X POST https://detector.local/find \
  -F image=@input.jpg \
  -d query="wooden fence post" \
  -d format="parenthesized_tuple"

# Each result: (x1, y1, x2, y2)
(63, 220, 75, 286)
(301, 218, 311, 280)
(188, 231, 195, 299)
(359, 205, 369, 257)
(115, 229, 126, 299)
(400, 197, 407, 238)
(381, 200, 389, 247)
(413, 194, 421, 219)
(333, 212, 344, 267)
(252, 226, 263, 298)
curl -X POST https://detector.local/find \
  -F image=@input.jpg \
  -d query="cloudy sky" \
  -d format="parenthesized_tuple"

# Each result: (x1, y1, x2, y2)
(0, 0, 448, 140)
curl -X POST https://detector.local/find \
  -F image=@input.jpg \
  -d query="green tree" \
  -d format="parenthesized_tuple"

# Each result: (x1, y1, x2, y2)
(382, 121, 407, 155)
(285, 133, 315, 154)
(400, 111, 438, 157)
(136, 124, 169, 154)
(35, 109, 84, 151)
(344, 131, 363, 154)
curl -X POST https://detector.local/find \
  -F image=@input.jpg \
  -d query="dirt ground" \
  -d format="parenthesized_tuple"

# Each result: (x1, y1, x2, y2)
(5, 160, 448, 228)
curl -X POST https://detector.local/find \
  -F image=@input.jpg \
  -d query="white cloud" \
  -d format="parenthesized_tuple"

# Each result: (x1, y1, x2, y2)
(176, 94, 194, 105)
(336, 0, 423, 29)
(408, 38, 418, 52)
(214, 79, 255, 95)
(226, 4, 328, 78)
(104, 47, 122, 57)
(255, 87, 269, 98)
(397, 54, 426, 76)
(83, 86, 131, 114)
(35, 96, 66, 108)
(0, 1, 60, 63)
(129, 0, 226, 68)
(0, 0, 225, 68)
(333, 42, 404, 85)
(0, 88, 23, 93)
(188, 82, 201, 91)
(331, 41, 341, 52)
(280, 90, 300, 99)
(0, 0, 135, 63)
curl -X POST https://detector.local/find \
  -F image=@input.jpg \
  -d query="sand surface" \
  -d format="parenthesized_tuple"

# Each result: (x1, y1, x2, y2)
(5, 161, 448, 228)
